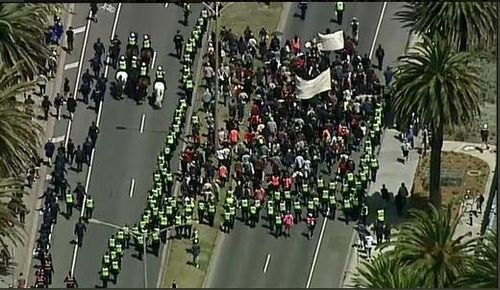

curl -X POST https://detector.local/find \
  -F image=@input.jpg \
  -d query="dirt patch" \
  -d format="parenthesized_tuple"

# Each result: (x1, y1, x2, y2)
(412, 151, 490, 207)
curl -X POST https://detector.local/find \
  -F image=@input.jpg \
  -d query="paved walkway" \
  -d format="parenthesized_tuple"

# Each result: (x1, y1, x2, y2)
(341, 129, 497, 287)
(0, 4, 77, 288)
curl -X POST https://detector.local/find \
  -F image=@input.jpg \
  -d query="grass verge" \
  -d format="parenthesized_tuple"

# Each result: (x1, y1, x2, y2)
(411, 151, 490, 208)
(161, 2, 283, 288)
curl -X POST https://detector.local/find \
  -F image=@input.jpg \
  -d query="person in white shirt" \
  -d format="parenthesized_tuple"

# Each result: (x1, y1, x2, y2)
(364, 235, 374, 259)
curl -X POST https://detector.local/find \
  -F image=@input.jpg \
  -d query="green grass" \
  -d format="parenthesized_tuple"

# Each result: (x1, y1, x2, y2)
(161, 3, 283, 288)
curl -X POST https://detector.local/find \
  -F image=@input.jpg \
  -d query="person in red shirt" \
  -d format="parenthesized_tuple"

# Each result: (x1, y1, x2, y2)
(229, 128, 239, 145)
(306, 213, 317, 240)
(218, 164, 228, 187)
(283, 211, 294, 237)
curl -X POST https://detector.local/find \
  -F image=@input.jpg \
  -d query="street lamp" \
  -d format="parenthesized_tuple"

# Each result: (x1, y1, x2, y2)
(202, 2, 229, 149)
(88, 218, 173, 289)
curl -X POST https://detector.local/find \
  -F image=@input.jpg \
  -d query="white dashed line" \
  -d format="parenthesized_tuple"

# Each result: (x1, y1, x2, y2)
(64, 61, 79, 70)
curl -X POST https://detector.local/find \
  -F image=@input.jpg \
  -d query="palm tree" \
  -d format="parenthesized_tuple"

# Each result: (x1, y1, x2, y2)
(387, 204, 476, 288)
(392, 35, 482, 206)
(352, 253, 428, 288)
(395, 2, 497, 52)
(0, 178, 26, 247)
(0, 4, 63, 80)
(454, 229, 498, 288)
(0, 63, 43, 178)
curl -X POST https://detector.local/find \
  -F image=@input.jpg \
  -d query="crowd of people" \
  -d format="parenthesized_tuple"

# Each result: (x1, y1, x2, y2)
(164, 6, 395, 272)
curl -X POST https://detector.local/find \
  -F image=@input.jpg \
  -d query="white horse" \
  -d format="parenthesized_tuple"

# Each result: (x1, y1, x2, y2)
(153, 80, 165, 108)
(115, 70, 128, 98)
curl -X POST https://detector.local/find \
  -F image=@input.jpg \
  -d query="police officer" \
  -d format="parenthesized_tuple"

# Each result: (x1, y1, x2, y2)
(131, 55, 138, 71)
(197, 198, 206, 223)
(370, 156, 379, 182)
(207, 198, 216, 227)
(343, 197, 351, 225)
(173, 30, 184, 59)
(275, 213, 283, 238)
(249, 199, 257, 228)
(222, 205, 231, 233)
(128, 32, 137, 47)
(143, 34, 151, 50)
(156, 65, 165, 81)
(293, 196, 302, 223)
(65, 190, 74, 217)
(84, 195, 94, 220)
(174, 211, 183, 238)
(328, 192, 337, 220)
(335, 2, 345, 24)
(267, 199, 275, 231)
(376, 207, 385, 226)
(117, 55, 127, 71)
(100, 263, 110, 288)
(139, 62, 148, 77)
(152, 227, 161, 256)
(74, 217, 86, 247)
(185, 213, 193, 239)
(123, 224, 130, 249)
(240, 195, 249, 223)
(183, 3, 191, 25)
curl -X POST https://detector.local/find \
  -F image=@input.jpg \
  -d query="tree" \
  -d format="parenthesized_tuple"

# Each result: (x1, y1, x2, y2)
(352, 253, 427, 288)
(392, 35, 482, 206)
(395, 2, 497, 52)
(0, 63, 43, 178)
(388, 204, 476, 288)
(0, 4, 62, 80)
(454, 229, 498, 288)
(0, 178, 26, 248)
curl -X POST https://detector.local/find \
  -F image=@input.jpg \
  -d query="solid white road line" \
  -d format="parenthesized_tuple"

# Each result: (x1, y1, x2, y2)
(305, 3, 388, 287)
(151, 51, 157, 69)
(73, 25, 86, 34)
(164, 3, 169, 8)
(51, 135, 66, 143)
(369, 2, 387, 59)
(129, 178, 136, 197)
(70, 3, 123, 276)
(140, 114, 146, 133)
(305, 210, 329, 288)
(263, 254, 271, 273)
(64, 61, 79, 70)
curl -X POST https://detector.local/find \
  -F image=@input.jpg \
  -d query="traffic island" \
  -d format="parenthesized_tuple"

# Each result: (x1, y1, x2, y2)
(161, 2, 283, 288)
(412, 150, 490, 209)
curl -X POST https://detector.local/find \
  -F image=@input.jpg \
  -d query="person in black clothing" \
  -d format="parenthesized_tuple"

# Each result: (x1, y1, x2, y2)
(83, 138, 93, 164)
(93, 38, 105, 60)
(191, 238, 200, 268)
(44, 139, 55, 166)
(380, 184, 390, 203)
(82, 69, 93, 86)
(66, 93, 77, 120)
(171, 280, 177, 288)
(74, 145, 85, 172)
(66, 26, 74, 52)
(54, 93, 63, 120)
(109, 34, 121, 68)
(74, 182, 86, 209)
(91, 90, 102, 113)
(374, 222, 384, 245)
(41, 95, 52, 121)
(173, 30, 184, 59)
(66, 139, 75, 165)
(63, 77, 71, 98)
(88, 3, 98, 23)
(74, 218, 87, 247)
(383, 223, 391, 242)
(375, 44, 385, 70)
(88, 121, 100, 147)
(80, 82, 91, 104)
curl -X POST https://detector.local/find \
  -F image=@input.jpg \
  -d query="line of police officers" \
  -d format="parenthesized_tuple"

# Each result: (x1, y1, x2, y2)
(95, 8, 210, 288)
(218, 97, 387, 238)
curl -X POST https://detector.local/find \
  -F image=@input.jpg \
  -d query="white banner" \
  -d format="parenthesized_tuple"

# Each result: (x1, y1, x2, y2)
(317, 31, 344, 51)
(295, 68, 332, 100)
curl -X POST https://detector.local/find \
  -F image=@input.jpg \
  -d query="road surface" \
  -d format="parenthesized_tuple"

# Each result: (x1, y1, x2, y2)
(205, 2, 409, 288)
(38, 3, 202, 288)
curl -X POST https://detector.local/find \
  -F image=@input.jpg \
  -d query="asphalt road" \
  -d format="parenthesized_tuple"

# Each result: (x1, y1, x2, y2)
(205, 2, 408, 288)
(40, 3, 202, 288)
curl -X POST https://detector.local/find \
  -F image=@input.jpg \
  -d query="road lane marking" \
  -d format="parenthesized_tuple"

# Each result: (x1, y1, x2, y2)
(263, 253, 271, 273)
(129, 178, 136, 197)
(64, 61, 79, 70)
(369, 2, 387, 59)
(305, 210, 329, 288)
(70, 3, 123, 276)
(164, 3, 169, 8)
(51, 135, 66, 143)
(140, 114, 146, 133)
(151, 51, 157, 69)
(73, 25, 86, 34)
(100, 3, 116, 13)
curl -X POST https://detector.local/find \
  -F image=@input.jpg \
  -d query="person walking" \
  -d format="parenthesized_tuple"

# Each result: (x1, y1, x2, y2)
(66, 93, 77, 120)
(375, 44, 385, 70)
(83, 138, 93, 164)
(74, 145, 85, 172)
(63, 78, 71, 99)
(283, 211, 294, 237)
(44, 139, 55, 166)
(37, 72, 48, 96)
(88, 3, 98, 23)
(66, 26, 74, 53)
(364, 233, 374, 260)
(190, 238, 200, 268)
(41, 95, 52, 121)
(173, 30, 184, 59)
(54, 93, 64, 120)
(383, 66, 394, 87)
(335, 1, 344, 24)
(401, 139, 410, 163)
(74, 217, 86, 247)
(88, 121, 100, 147)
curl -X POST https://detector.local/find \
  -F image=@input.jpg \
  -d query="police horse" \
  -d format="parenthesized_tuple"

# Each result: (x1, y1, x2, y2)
(115, 56, 128, 99)
(136, 62, 150, 104)
(152, 66, 166, 109)
(141, 34, 154, 67)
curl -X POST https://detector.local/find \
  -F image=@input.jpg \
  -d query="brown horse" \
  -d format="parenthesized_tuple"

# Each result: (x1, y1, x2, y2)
(141, 48, 153, 66)
(137, 76, 150, 103)
(126, 44, 139, 60)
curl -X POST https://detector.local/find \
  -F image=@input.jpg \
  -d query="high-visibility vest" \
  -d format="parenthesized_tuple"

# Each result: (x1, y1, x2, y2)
(322, 190, 329, 199)
(140, 66, 147, 76)
(302, 184, 309, 193)
(116, 231, 124, 241)
(374, 123, 380, 133)
(317, 178, 324, 188)
(294, 201, 301, 210)
(241, 199, 249, 208)
(274, 191, 281, 201)
(279, 201, 286, 212)
(186, 80, 193, 89)
(347, 173, 354, 182)
(313, 197, 320, 207)
(229, 206, 236, 215)
(109, 238, 116, 249)
(128, 36, 136, 46)
(152, 229, 160, 241)
(143, 39, 151, 49)
(360, 171, 367, 182)
(329, 195, 336, 205)
(224, 211, 231, 221)
(110, 251, 117, 262)
(202, 9, 208, 19)
(329, 182, 336, 190)
(186, 42, 193, 53)
(103, 254, 110, 265)
(111, 260, 119, 271)
(173, 123, 180, 133)
(160, 215, 168, 226)
(226, 196, 234, 205)
(116, 244, 123, 256)
(131, 60, 138, 69)
(377, 209, 385, 222)
(361, 206, 368, 216)
(175, 215, 182, 225)
(307, 200, 314, 210)
(101, 266, 109, 278)
(198, 201, 205, 210)
(156, 70, 165, 80)
(344, 199, 351, 209)
(267, 205, 274, 215)
(275, 215, 282, 225)
(284, 191, 291, 200)
(118, 60, 127, 71)
(250, 205, 257, 214)
(371, 159, 379, 169)
(255, 199, 261, 209)
(167, 135, 174, 145)
(85, 198, 94, 209)
(208, 204, 216, 213)
(66, 193, 73, 204)
(336, 2, 344, 12)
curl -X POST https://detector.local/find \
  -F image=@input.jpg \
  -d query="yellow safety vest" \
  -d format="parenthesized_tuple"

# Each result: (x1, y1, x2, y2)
(377, 209, 384, 222)
(140, 66, 147, 76)
(336, 2, 344, 12)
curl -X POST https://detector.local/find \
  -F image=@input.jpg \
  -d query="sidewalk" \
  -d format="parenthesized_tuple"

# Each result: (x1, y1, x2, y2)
(0, 4, 78, 288)
(341, 132, 497, 287)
